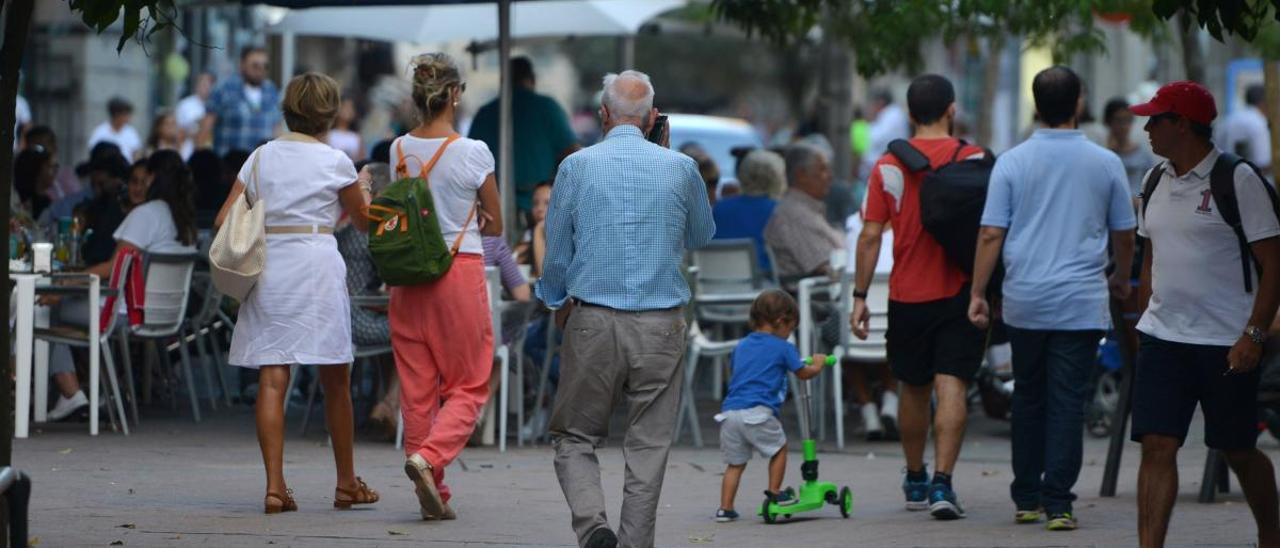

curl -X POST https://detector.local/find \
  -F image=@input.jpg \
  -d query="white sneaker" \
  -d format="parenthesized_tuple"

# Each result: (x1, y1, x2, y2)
(48, 391, 89, 422)
(861, 402, 884, 440)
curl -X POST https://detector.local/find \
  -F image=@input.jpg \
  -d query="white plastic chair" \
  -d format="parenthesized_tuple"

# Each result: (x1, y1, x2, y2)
(32, 268, 129, 436)
(673, 320, 738, 448)
(690, 240, 767, 400)
(131, 253, 201, 422)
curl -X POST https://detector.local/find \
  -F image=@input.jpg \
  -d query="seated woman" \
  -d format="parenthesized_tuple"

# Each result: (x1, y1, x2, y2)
(44, 149, 198, 420)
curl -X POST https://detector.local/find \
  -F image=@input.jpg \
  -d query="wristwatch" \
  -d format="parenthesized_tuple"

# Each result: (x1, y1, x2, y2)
(1245, 325, 1267, 344)
(852, 288, 869, 300)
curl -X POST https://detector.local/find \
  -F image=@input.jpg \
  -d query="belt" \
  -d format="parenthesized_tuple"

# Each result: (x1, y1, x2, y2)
(571, 298, 680, 313)
(265, 225, 334, 235)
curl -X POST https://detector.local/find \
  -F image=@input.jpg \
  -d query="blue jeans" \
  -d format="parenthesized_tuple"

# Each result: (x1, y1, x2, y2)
(1006, 326, 1103, 515)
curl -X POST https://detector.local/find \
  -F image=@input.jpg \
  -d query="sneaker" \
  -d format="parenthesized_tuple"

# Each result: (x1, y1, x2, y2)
(1015, 509, 1043, 524)
(585, 527, 618, 548)
(48, 391, 89, 422)
(928, 483, 966, 520)
(765, 488, 798, 506)
(714, 508, 739, 522)
(902, 467, 930, 511)
(1046, 512, 1077, 531)
(860, 402, 884, 441)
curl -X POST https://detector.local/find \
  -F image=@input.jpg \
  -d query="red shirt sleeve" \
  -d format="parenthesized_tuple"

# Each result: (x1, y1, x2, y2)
(863, 157, 892, 223)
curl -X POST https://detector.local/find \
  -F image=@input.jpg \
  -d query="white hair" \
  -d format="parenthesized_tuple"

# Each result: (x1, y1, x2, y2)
(785, 142, 828, 183)
(601, 70, 654, 123)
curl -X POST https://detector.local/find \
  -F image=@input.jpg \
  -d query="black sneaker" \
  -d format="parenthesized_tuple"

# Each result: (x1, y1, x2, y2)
(585, 527, 618, 548)
(714, 508, 739, 522)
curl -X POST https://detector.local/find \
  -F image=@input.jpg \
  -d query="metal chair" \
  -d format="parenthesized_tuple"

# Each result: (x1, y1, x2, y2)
(33, 268, 129, 435)
(296, 294, 392, 436)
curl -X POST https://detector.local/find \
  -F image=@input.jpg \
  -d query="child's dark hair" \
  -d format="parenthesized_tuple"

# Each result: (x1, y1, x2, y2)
(749, 289, 799, 330)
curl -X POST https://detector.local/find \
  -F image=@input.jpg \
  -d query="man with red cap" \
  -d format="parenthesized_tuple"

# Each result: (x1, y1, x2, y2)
(1131, 80, 1280, 548)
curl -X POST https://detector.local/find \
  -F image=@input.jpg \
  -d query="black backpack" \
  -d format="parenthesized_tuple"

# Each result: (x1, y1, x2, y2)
(888, 139, 1000, 290)
(1139, 152, 1280, 293)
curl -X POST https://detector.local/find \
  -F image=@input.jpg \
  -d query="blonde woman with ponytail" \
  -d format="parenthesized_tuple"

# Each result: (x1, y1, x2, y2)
(389, 53, 503, 521)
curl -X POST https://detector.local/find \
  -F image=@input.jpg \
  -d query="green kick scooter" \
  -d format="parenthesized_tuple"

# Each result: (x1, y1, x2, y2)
(758, 355, 853, 523)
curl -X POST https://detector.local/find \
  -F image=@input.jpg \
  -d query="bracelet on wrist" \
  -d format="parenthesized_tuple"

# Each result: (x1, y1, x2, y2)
(852, 289, 869, 300)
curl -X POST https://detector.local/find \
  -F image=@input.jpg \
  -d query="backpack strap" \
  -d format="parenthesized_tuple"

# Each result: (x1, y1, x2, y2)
(948, 139, 967, 163)
(1138, 164, 1166, 222)
(1210, 152, 1280, 293)
(393, 134, 460, 179)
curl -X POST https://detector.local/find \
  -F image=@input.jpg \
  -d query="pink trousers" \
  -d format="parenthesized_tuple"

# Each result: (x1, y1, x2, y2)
(389, 253, 493, 502)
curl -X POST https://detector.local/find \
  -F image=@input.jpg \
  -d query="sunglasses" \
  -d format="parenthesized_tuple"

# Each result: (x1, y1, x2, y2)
(1149, 112, 1182, 125)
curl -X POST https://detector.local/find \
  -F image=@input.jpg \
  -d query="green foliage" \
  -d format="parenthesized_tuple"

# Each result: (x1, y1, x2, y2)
(67, 0, 177, 53)
(709, 0, 1265, 77)
(1152, 0, 1279, 41)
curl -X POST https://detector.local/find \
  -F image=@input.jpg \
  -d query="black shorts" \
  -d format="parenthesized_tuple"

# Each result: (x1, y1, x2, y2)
(1130, 333, 1260, 450)
(885, 290, 986, 386)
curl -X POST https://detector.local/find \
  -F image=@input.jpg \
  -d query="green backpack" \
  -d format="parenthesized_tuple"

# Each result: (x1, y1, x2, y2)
(366, 134, 477, 286)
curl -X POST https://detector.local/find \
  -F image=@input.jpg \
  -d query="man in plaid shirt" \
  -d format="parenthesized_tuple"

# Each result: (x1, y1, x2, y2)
(200, 47, 281, 155)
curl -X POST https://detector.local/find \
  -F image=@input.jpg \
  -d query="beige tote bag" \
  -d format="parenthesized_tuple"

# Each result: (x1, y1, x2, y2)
(208, 153, 265, 301)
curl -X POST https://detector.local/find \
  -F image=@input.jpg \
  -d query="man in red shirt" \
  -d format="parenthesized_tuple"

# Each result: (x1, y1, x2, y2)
(850, 74, 987, 520)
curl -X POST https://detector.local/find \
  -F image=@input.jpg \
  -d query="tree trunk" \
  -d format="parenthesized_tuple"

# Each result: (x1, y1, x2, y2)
(817, 20, 853, 182)
(0, 0, 36, 469)
(1265, 60, 1279, 178)
(977, 35, 1004, 147)
(1178, 11, 1206, 83)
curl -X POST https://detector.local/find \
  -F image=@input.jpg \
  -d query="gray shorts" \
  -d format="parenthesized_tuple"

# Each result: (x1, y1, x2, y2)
(718, 406, 786, 465)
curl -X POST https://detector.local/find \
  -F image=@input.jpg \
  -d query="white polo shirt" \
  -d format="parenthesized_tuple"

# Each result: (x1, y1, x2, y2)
(1137, 148, 1280, 346)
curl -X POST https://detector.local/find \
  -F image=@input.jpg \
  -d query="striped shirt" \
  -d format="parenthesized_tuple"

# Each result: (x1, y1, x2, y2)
(535, 125, 715, 311)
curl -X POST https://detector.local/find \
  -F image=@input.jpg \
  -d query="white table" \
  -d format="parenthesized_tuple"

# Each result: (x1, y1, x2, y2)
(11, 272, 101, 437)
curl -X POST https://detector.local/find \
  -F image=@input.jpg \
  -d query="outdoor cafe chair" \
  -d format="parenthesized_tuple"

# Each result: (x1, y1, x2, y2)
(31, 261, 133, 435)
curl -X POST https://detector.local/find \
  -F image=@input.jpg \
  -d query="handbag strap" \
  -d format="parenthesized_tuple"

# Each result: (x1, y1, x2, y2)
(246, 151, 262, 206)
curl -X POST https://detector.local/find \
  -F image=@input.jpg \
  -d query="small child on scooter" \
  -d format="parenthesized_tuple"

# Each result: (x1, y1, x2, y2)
(715, 289, 826, 522)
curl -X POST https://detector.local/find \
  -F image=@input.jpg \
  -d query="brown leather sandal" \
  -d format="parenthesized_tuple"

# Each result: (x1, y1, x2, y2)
(334, 476, 380, 509)
(264, 489, 298, 514)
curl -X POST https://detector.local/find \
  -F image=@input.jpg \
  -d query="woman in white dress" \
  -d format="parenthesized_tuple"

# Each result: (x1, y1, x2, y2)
(217, 73, 379, 514)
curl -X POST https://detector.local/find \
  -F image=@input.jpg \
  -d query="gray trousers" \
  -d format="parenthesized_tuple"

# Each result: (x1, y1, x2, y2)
(550, 304, 687, 548)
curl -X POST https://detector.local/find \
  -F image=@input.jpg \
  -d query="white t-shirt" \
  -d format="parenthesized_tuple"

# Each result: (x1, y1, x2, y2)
(87, 121, 143, 161)
(1137, 149, 1280, 346)
(390, 135, 494, 255)
(174, 94, 206, 133)
(244, 85, 263, 109)
(1215, 106, 1272, 169)
(113, 200, 198, 255)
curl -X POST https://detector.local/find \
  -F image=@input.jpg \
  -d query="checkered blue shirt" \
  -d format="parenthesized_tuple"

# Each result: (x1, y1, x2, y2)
(535, 125, 715, 311)
(206, 75, 282, 155)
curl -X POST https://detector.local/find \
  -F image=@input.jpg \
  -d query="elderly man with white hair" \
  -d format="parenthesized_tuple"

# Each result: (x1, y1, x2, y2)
(536, 70, 715, 548)
(764, 142, 842, 283)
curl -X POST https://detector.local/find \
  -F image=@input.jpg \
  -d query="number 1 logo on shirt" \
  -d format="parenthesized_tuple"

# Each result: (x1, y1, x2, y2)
(1196, 189, 1213, 214)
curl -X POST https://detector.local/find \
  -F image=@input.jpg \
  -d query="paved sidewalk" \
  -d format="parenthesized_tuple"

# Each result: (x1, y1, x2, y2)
(16, 407, 1273, 547)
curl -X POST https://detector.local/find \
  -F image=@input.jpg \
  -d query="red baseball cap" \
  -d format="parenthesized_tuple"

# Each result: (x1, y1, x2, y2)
(1130, 81, 1217, 125)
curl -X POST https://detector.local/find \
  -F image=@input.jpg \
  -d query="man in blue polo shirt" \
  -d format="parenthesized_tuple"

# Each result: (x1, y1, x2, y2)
(969, 66, 1136, 532)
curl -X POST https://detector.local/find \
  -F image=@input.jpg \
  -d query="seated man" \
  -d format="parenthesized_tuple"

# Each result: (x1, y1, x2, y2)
(764, 143, 843, 285)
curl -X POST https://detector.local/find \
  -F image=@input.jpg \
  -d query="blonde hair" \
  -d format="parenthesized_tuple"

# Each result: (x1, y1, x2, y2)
(282, 72, 341, 136)
(409, 53, 463, 122)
